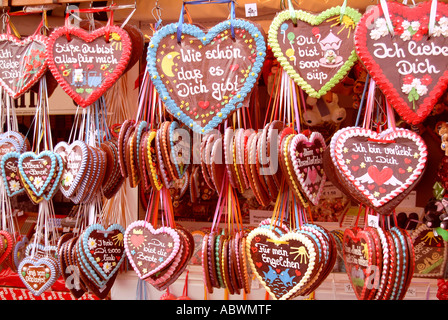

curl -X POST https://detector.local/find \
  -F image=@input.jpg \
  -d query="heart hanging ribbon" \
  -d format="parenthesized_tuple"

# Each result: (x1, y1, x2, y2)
(46, 24, 132, 108)
(268, 6, 361, 98)
(146, 18, 267, 134)
(354, 1, 448, 124)
(289, 132, 327, 206)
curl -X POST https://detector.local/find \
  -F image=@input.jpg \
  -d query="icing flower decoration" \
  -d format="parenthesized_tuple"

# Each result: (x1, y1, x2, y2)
(401, 74, 432, 108)
(33, 176, 43, 189)
(61, 171, 74, 187)
(370, 18, 389, 40)
(88, 237, 97, 250)
(103, 262, 112, 274)
(9, 180, 21, 192)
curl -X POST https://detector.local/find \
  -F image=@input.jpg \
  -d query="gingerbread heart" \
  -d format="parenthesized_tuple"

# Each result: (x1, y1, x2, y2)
(55, 140, 89, 198)
(18, 151, 63, 201)
(1, 151, 24, 197)
(343, 227, 380, 300)
(78, 224, 125, 286)
(124, 220, 181, 279)
(245, 227, 317, 300)
(355, 1, 448, 124)
(146, 19, 267, 134)
(412, 224, 447, 278)
(18, 256, 59, 296)
(0, 230, 13, 265)
(331, 127, 427, 213)
(13, 236, 28, 270)
(268, 6, 361, 98)
(0, 33, 47, 99)
(289, 132, 327, 205)
(46, 25, 132, 108)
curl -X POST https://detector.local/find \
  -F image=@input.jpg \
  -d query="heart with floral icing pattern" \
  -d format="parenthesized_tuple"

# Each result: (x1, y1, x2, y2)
(355, 1, 448, 124)
(146, 19, 267, 134)
(18, 150, 63, 203)
(78, 223, 125, 286)
(1, 151, 24, 197)
(0, 33, 47, 99)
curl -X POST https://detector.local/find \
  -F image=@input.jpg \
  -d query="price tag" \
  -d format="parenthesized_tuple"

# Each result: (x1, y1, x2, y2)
(344, 283, 354, 293)
(245, 3, 258, 17)
(367, 214, 379, 228)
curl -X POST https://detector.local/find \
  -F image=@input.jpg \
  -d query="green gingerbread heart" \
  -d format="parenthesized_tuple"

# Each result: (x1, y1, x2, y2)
(268, 6, 361, 98)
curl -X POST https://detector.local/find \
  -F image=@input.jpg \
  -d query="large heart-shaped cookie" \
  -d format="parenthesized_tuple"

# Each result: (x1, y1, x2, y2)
(124, 220, 181, 279)
(355, 1, 448, 124)
(0, 33, 47, 99)
(245, 227, 317, 300)
(46, 25, 132, 108)
(146, 19, 267, 134)
(331, 127, 427, 213)
(268, 6, 361, 98)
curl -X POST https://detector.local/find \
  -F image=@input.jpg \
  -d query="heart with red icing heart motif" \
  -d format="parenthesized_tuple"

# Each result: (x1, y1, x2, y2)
(0, 33, 47, 99)
(355, 1, 448, 125)
(146, 19, 267, 134)
(46, 25, 132, 108)
(289, 131, 327, 205)
(124, 220, 181, 279)
(330, 127, 427, 214)
(245, 227, 317, 300)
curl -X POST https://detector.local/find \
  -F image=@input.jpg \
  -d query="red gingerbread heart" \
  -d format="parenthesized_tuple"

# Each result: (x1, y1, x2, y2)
(0, 33, 48, 99)
(46, 25, 132, 108)
(355, 1, 448, 124)
(331, 127, 427, 214)
(343, 227, 380, 300)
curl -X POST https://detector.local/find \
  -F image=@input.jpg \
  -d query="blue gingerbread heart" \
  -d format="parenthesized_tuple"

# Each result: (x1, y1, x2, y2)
(146, 19, 267, 134)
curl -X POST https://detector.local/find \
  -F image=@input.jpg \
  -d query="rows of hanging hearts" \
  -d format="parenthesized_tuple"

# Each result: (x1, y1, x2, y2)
(0, 0, 448, 300)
